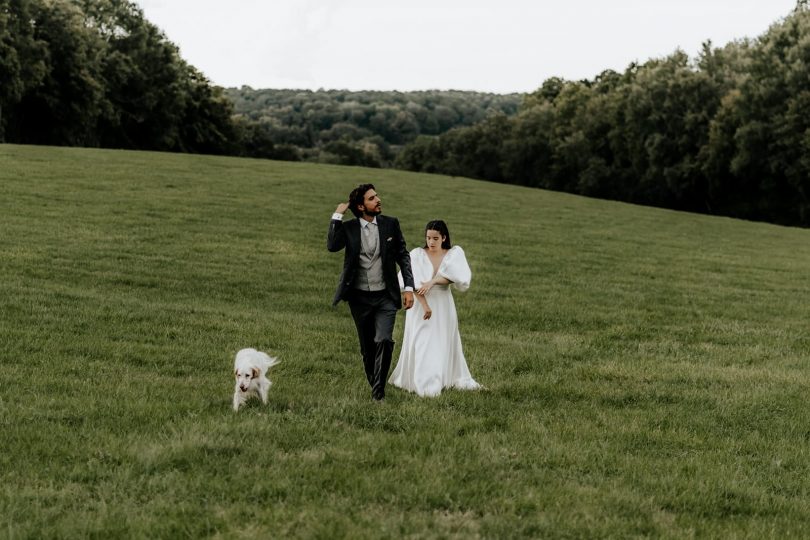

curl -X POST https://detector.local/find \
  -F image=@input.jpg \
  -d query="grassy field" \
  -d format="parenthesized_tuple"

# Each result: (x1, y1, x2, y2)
(1, 143, 809, 538)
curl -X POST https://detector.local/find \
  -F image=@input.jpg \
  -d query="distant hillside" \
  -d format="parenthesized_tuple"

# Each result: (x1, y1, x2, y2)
(224, 87, 522, 167)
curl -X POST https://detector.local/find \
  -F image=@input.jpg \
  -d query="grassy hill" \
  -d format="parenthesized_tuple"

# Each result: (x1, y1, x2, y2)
(2, 143, 809, 538)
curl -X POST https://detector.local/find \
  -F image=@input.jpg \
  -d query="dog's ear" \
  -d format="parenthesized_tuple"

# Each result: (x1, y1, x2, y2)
(234, 369, 238, 377)
(251, 367, 259, 378)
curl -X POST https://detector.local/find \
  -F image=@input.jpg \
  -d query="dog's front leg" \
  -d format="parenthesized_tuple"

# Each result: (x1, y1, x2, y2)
(233, 389, 243, 412)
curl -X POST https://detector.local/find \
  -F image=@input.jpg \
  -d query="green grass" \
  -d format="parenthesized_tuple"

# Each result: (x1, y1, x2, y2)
(2, 143, 810, 538)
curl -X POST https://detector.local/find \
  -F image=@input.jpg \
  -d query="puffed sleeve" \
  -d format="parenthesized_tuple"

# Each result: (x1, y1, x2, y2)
(438, 246, 471, 292)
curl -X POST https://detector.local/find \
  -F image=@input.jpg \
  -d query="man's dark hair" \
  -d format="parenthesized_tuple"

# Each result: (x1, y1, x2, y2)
(348, 183, 376, 218)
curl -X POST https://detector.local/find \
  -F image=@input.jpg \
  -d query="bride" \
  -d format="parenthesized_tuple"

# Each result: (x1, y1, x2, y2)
(389, 220, 480, 397)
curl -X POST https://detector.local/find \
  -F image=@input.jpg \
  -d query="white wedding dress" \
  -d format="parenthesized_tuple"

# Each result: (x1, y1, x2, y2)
(389, 246, 480, 397)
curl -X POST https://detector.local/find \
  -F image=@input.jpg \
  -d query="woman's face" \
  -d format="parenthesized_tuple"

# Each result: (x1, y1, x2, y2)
(425, 229, 445, 251)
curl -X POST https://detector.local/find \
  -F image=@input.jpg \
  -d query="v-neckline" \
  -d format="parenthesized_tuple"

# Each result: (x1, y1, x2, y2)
(424, 247, 447, 277)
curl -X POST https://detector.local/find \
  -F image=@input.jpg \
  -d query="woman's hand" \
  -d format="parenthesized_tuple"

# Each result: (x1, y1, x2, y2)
(416, 294, 431, 319)
(417, 279, 434, 296)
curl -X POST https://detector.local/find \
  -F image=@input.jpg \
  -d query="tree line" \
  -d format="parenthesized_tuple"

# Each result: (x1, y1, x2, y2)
(397, 5, 810, 227)
(224, 87, 522, 167)
(2, 0, 808, 227)
(0, 0, 239, 154)
(0, 0, 521, 166)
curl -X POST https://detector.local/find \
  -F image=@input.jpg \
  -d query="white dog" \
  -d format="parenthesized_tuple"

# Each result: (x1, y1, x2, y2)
(233, 348, 280, 411)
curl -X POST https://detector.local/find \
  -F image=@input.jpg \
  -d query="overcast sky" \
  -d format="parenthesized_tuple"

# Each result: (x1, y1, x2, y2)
(134, 0, 797, 94)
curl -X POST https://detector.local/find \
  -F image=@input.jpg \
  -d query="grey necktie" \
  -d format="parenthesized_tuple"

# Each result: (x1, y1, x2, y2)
(364, 222, 378, 255)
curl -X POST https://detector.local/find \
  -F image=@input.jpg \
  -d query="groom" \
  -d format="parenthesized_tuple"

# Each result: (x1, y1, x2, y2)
(327, 184, 415, 401)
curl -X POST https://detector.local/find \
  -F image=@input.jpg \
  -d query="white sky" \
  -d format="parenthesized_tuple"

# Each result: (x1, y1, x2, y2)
(134, 0, 798, 94)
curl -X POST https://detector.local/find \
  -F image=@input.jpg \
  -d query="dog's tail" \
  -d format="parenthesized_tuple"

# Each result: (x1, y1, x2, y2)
(258, 351, 281, 370)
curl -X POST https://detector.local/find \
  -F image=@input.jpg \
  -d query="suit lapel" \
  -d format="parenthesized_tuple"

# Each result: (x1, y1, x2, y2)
(349, 219, 361, 254)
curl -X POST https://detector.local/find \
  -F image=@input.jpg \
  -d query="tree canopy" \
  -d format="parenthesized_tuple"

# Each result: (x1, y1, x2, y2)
(0, 0, 237, 154)
(224, 87, 522, 167)
(2, 0, 808, 226)
(396, 6, 810, 227)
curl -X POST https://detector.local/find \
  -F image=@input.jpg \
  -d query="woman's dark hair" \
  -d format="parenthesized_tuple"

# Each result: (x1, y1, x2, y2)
(348, 183, 376, 218)
(424, 220, 452, 249)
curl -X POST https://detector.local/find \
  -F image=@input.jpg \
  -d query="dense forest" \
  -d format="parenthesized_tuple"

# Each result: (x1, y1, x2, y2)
(224, 88, 521, 167)
(0, 0, 239, 154)
(2, 0, 809, 226)
(397, 5, 810, 227)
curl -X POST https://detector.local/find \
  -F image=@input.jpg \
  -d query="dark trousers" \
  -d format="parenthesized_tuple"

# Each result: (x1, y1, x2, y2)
(348, 290, 397, 400)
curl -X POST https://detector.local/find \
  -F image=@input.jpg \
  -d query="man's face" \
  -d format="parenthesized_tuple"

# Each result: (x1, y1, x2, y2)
(359, 189, 382, 216)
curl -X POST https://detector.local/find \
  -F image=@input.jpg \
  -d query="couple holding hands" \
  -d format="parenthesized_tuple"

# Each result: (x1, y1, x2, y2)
(327, 183, 480, 401)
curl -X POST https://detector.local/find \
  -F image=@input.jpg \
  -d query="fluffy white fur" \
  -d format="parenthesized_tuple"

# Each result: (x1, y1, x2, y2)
(233, 348, 280, 412)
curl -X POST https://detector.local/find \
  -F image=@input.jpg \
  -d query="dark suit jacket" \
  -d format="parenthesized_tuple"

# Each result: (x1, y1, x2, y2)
(327, 214, 415, 308)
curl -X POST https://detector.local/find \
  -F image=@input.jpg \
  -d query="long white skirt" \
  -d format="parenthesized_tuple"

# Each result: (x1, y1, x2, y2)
(389, 284, 480, 397)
